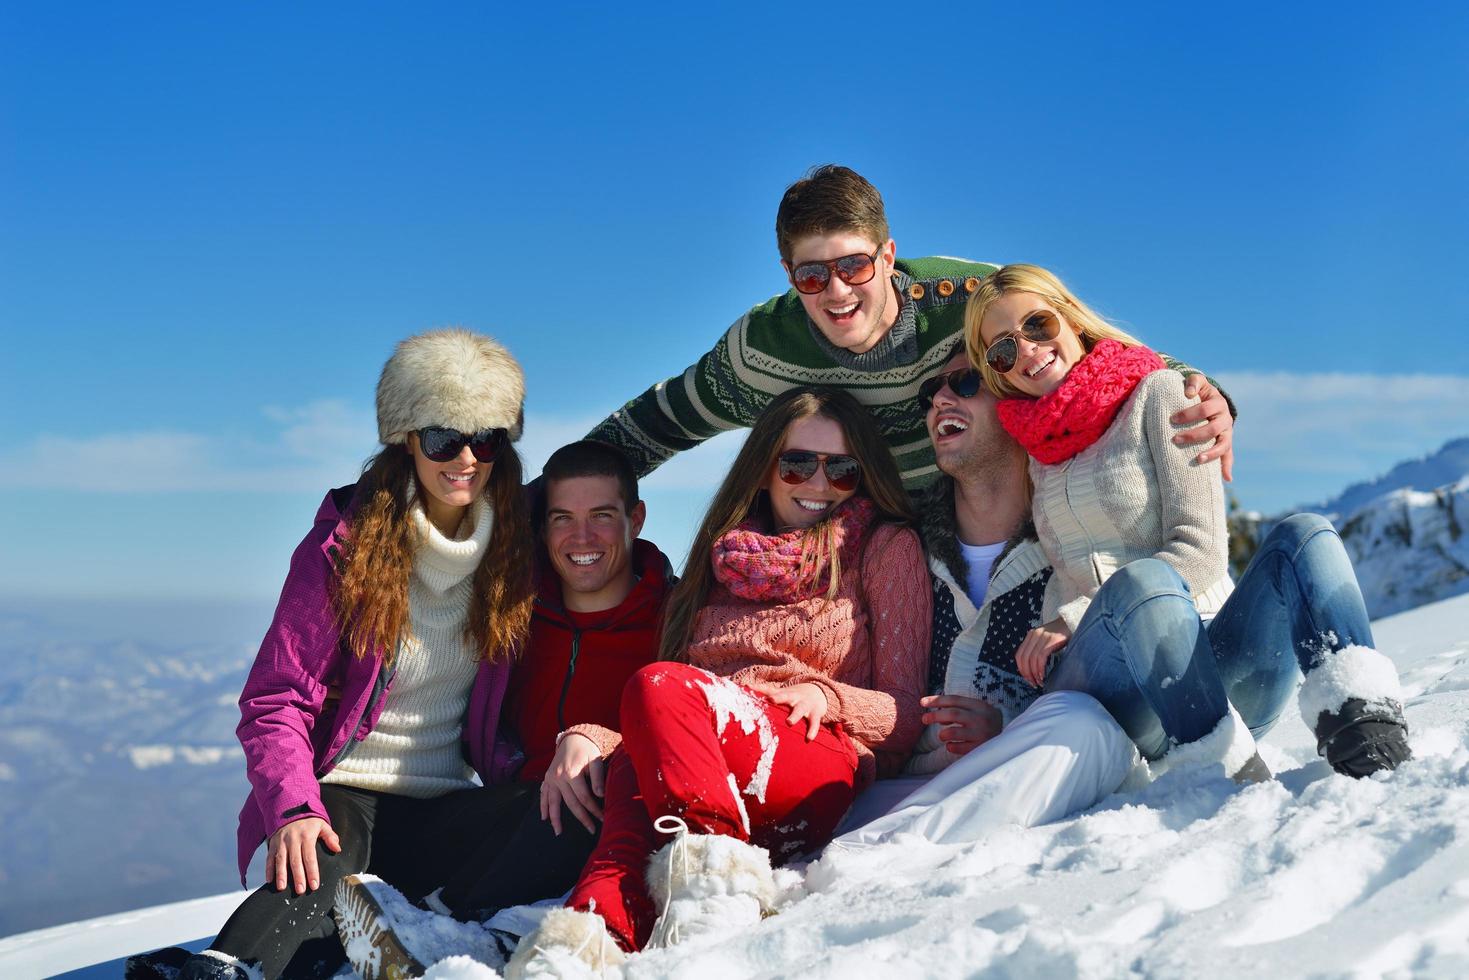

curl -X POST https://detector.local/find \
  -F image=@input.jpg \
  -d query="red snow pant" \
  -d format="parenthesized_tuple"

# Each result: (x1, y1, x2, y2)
(566, 662, 860, 951)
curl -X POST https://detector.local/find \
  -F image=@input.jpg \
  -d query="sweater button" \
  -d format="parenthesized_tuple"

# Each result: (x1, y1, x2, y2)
(909, 283, 926, 300)
(936, 279, 955, 297)
(964, 277, 981, 293)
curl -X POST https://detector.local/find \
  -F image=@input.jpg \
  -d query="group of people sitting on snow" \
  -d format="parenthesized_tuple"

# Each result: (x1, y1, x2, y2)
(128, 165, 1412, 980)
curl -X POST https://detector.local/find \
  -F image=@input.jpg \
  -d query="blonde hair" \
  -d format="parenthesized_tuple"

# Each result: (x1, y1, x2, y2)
(964, 263, 1143, 399)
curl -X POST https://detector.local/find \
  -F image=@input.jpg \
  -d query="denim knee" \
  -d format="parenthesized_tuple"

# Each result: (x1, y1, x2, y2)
(1098, 558, 1194, 613)
(1260, 512, 1337, 559)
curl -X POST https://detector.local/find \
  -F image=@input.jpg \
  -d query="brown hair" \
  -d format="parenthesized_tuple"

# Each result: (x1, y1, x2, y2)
(657, 386, 913, 663)
(333, 444, 535, 665)
(964, 263, 1144, 399)
(536, 439, 640, 532)
(775, 165, 890, 265)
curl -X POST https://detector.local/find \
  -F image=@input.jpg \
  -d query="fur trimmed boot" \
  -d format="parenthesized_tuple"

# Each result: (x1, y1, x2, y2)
(1149, 703, 1272, 785)
(644, 818, 779, 949)
(1299, 645, 1411, 777)
(503, 907, 627, 979)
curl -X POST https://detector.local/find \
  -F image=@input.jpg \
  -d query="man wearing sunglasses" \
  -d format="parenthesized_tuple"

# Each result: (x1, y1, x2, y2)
(836, 345, 1136, 843)
(586, 164, 1235, 490)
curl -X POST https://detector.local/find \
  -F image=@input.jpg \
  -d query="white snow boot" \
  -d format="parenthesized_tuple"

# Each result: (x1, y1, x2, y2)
(1299, 645, 1411, 777)
(1149, 703, 1272, 785)
(644, 816, 778, 949)
(503, 906, 627, 979)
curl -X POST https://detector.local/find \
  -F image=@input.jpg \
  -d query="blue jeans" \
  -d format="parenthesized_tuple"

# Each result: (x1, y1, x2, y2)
(1045, 514, 1374, 760)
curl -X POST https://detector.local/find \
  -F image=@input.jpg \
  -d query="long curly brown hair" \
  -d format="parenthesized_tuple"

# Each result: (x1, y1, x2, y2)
(657, 386, 914, 663)
(332, 443, 534, 665)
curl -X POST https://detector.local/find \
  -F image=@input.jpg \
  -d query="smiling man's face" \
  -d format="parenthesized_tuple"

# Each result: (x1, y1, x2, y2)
(784, 231, 898, 354)
(925, 349, 1016, 478)
(543, 474, 645, 612)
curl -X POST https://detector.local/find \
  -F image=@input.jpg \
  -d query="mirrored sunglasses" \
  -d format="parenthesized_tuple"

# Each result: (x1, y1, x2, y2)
(789, 248, 882, 295)
(776, 451, 862, 492)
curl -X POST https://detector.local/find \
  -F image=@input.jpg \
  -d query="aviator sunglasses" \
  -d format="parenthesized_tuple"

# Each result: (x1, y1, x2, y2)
(788, 248, 883, 295)
(983, 309, 1063, 374)
(776, 451, 862, 492)
(917, 368, 984, 411)
(417, 425, 508, 463)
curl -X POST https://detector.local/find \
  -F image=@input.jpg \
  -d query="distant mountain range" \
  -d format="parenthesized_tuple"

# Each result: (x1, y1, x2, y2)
(1314, 436, 1469, 522)
(1238, 436, 1469, 619)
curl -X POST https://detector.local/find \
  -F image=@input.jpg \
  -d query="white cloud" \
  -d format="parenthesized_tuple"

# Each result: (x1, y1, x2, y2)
(1215, 371, 1469, 511)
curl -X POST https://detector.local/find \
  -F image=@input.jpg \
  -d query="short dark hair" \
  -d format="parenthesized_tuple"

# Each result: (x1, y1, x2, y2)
(538, 440, 640, 526)
(775, 164, 890, 265)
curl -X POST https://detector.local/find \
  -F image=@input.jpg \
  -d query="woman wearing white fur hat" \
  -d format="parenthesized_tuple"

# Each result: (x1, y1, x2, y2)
(964, 264, 1410, 783)
(127, 329, 536, 980)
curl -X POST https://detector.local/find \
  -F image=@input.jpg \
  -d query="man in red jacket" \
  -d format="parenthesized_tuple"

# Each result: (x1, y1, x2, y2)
(335, 441, 673, 976)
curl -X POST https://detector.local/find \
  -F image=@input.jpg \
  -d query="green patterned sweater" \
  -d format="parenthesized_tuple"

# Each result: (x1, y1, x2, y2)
(586, 256, 1222, 490)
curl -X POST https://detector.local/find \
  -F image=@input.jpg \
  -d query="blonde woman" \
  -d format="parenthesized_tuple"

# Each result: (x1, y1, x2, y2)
(965, 265, 1409, 784)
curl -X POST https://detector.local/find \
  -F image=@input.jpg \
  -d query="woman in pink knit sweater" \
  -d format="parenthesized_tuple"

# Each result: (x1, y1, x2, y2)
(505, 386, 931, 974)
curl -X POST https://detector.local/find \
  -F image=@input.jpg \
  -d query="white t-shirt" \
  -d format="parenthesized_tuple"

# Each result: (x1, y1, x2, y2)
(959, 539, 1008, 609)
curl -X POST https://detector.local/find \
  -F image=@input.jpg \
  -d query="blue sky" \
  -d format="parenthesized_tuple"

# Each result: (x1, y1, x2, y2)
(2, 1, 1466, 602)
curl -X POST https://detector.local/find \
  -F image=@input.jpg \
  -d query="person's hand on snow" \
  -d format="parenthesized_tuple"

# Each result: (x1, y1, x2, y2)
(919, 694, 1003, 755)
(750, 681, 829, 740)
(542, 732, 606, 836)
(1172, 375, 1235, 481)
(1016, 617, 1072, 687)
(266, 816, 341, 895)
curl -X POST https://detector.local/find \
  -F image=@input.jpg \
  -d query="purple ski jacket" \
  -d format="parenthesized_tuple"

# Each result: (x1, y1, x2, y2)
(234, 485, 521, 884)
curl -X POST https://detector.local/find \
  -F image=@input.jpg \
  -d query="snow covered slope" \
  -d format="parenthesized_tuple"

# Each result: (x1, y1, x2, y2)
(1338, 476, 1469, 618)
(6, 592, 1468, 979)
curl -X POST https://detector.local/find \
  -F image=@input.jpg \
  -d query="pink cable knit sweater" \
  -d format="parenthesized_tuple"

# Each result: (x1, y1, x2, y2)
(685, 522, 931, 787)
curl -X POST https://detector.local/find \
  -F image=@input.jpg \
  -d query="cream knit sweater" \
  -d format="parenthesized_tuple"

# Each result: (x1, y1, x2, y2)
(321, 495, 492, 798)
(1033, 371, 1232, 633)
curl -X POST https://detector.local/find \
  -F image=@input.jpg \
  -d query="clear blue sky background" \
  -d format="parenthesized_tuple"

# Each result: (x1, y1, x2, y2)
(2, 1, 1466, 602)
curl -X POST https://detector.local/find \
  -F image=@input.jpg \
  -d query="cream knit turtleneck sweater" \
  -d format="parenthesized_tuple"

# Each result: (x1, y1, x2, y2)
(321, 493, 493, 798)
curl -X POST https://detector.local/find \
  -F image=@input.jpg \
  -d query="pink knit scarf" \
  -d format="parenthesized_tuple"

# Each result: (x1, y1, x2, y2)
(997, 339, 1166, 464)
(711, 497, 876, 603)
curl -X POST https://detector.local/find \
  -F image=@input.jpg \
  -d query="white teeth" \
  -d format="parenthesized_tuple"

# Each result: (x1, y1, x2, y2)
(445, 473, 475, 483)
(1026, 353, 1056, 378)
(828, 302, 859, 316)
(936, 418, 969, 437)
(796, 499, 830, 512)
(568, 553, 603, 566)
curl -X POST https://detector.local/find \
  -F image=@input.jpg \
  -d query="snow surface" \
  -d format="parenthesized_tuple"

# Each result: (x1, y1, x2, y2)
(6, 592, 1469, 979)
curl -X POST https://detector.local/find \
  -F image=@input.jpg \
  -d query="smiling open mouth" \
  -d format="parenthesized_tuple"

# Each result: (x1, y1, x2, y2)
(1025, 353, 1057, 378)
(568, 552, 603, 566)
(935, 418, 969, 437)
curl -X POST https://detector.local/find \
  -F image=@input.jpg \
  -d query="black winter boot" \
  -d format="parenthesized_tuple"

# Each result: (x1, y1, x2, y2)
(178, 951, 253, 980)
(124, 946, 193, 980)
(1314, 697, 1412, 778)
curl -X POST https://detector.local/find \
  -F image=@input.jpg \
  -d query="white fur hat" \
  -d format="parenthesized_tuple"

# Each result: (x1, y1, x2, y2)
(376, 328, 525, 444)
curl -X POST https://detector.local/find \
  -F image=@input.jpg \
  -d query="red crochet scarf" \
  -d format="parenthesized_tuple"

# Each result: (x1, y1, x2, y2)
(997, 339, 1166, 464)
(711, 497, 876, 603)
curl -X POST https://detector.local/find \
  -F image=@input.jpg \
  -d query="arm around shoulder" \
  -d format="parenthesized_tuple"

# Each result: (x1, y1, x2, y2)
(1138, 372, 1229, 591)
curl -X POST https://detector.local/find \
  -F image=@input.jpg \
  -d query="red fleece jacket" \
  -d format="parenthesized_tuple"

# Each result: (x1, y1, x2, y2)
(505, 538, 672, 781)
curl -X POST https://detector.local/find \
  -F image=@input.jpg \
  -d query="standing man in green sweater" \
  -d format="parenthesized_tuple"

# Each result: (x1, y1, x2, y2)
(586, 165, 1234, 489)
